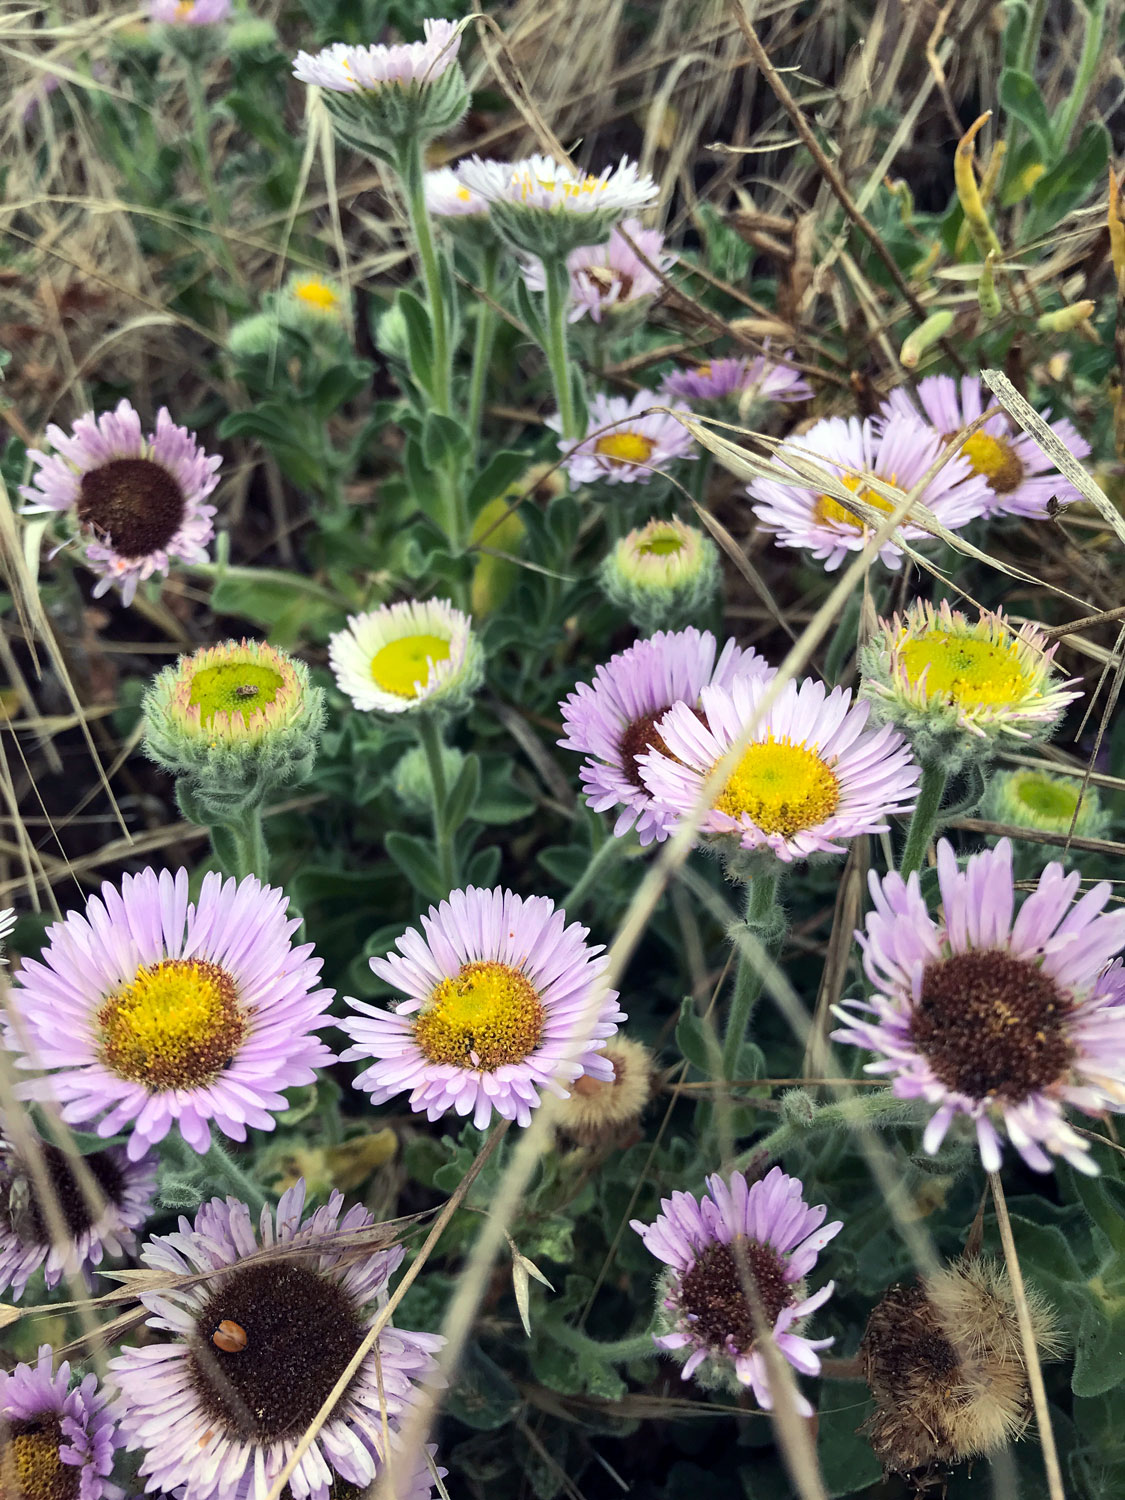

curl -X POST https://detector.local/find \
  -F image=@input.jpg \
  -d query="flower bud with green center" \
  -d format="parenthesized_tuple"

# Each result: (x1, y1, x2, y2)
(142, 639, 325, 817)
(980, 767, 1108, 870)
(600, 516, 720, 633)
(858, 599, 1081, 773)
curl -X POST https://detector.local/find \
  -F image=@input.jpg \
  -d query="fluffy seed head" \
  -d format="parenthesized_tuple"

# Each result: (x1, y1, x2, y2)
(552, 1036, 653, 1145)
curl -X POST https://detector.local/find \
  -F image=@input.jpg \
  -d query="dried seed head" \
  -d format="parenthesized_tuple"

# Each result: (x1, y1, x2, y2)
(861, 1256, 1063, 1477)
(553, 1037, 653, 1147)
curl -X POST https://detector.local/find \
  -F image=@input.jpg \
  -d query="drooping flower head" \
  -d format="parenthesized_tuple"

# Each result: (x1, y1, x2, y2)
(552, 390, 696, 487)
(0, 1345, 121, 1500)
(832, 839, 1125, 1174)
(457, 153, 658, 258)
(521, 219, 673, 323)
(142, 639, 326, 812)
(638, 675, 920, 866)
(858, 600, 1081, 771)
(328, 598, 484, 716)
(551, 1035, 653, 1147)
(148, 0, 230, 24)
(557, 627, 774, 847)
(631, 1167, 842, 1412)
(746, 413, 990, 572)
(980, 767, 1107, 843)
(661, 353, 812, 408)
(20, 399, 220, 605)
(599, 517, 720, 633)
(862, 1257, 1063, 1474)
(0, 1127, 156, 1300)
(110, 1180, 444, 1500)
(6, 867, 335, 1160)
(293, 21, 468, 159)
(881, 374, 1091, 518)
(341, 887, 625, 1128)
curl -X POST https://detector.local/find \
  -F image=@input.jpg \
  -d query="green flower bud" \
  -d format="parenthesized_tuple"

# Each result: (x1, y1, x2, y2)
(980, 767, 1108, 863)
(142, 639, 325, 817)
(227, 312, 280, 360)
(599, 516, 720, 633)
(392, 743, 465, 818)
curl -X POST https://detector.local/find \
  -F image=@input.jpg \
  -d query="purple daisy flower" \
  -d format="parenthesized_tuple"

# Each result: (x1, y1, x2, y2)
(20, 399, 220, 605)
(881, 374, 1091, 518)
(147, 0, 231, 24)
(638, 674, 920, 864)
(341, 886, 625, 1128)
(5, 867, 335, 1161)
(832, 839, 1125, 1175)
(550, 390, 695, 486)
(631, 1167, 842, 1412)
(1, 1344, 122, 1500)
(661, 353, 812, 406)
(522, 219, 674, 323)
(558, 627, 774, 847)
(746, 413, 990, 572)
(109, 1180, 445, 1500)
(0, 1127, 156, 1300)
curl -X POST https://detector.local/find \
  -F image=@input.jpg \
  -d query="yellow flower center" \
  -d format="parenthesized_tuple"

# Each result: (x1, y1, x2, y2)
(694, 363, 712, 379)
(714, 738, 840, 836)
(174, 0, 195, 17)
(594, 431, 656, 467)
(814, 473, 897, 532)
(1012, 771, 1080, 825)
(189, 659, 285, 727)
(292, 278, 340, 313)
(370, 633, 451, 698)
(898, 631, 1031, 708)
(959, 432, 1025, 494)
(413, 960, 545, 1070)
(636, 527, 684, 557)
(516, 171, 602, 201)
(456, 186, 473, 202)
(98, 959, 246, 1090)
(1, 1423, 76, 1500)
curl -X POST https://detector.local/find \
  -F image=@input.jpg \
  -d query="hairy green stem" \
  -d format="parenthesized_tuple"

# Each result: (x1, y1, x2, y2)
(721, 874, 781, 1080)
(561, 834, 626, 914)
(548, 1322, 656, 1364)
(735, 1092, 929, 1171)
(401, 142, 452, 417)
(416, 714, 456, 893)
(899, 760, 949, 877)
(183, 66, 237, 279)
(204, 1139, 268, 1215)
(209, 805, 269, 883)
(1054, 0, 1107, 153)
(541, 254, 581, 441)
(467, 246, 500, 461)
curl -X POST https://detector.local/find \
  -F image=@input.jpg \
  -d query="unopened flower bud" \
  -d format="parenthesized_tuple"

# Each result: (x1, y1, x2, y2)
(599, 517, 719, 633)
(392, 743, 465, 818)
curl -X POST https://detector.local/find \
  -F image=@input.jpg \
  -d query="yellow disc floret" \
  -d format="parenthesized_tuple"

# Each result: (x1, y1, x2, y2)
(98, 959, 246, 1090)
(292, 278, 341, 313)
(370, 633, 451, 698)
(1011, 770, 1080, 825)
(959, 432, 1024, 495)
(188, 659, 285, 728)
(594, 432, 656, 467)
(1, 1424, 77, 1500)
(815, 473, 897, 531)
(898, 631, 1032, 709)
(636, 526, 685, 558)
(714, 738, 840, 836)
(413, 960, 545, 1070)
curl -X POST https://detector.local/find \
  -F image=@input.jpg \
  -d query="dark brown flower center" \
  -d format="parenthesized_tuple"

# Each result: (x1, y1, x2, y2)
(679, 1238, 793, 1355)
(860, 1282, 963, 1473)
(76, 458, 185, 559)
(0, 1417, 79, 1500)
(188, 1261, 366, 1442)
(0, 1141, 126, 1246)
(580, 266, 634, 302)
(618, 709, 675, 791)
(911, 949, 1074, 1103)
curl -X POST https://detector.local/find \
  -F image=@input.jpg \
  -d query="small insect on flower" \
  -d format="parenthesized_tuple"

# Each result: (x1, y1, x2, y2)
(211, 1319, 248, 1353)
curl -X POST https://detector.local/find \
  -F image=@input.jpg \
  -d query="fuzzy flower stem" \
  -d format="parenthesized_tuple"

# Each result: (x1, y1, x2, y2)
(989, 1171, 1066, 1500)
(735, 1091, 930, 1171)
(467, 244, 500, 462)
(202, 1139, 268, 1216)
(400, 140, 453, 418)
(546, 1321, 657, 1365)
(898, 759, 949, 877)
(209, 805, 269, 883)
(415, 712, 456, 893)
(182, 66, 237, 279)
(541, 253, 582, 442)
(561, 834, 626, 915)
(722, 874, 781, 1081)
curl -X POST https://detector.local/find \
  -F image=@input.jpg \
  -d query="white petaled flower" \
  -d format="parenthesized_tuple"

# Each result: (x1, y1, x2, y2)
(551, 390, 696, 487)
(340, 886, 625, 1128)
(746, 413, 991, 572)
(881, 374, 1092, 518)
(329, 598, 484, 716)
(521, 219, 673, 323)
(292, 20, 461, 92)
(20, 398, 220, 605)
(638, 674, 920, 865)
(456, 154, 658, 257)
(424, 163, 491, 218)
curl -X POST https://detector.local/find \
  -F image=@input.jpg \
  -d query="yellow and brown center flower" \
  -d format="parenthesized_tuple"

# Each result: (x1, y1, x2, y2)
(98, 959, 246, 1090)
(414, 960, 545, 1070)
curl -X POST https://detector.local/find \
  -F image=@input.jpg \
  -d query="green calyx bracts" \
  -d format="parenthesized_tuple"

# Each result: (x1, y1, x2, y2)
(599, 516, 720, 634)
(321, 65, 470, 164)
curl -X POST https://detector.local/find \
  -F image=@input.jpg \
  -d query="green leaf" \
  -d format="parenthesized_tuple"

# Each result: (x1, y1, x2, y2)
(209, 567, 342, 647)
(444, 1343, 521, 1431)
(443, 754, 482, 832)
(1030, 119, 1109, 221)
(422, 410, 470, 469)
(465, 844, 502, 886)
(395, 288, 434, 394)
(467, 450, 531, 517)
(1073, 1297, 1125, 1397)
(310, 361, 370, 420)
(537, 846, 589, 885)
(384, 831, 446, 902)
(676, 996, 721, 1074)
(999, 67, 1055, 162)
(816, 1381, 881, 1498)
